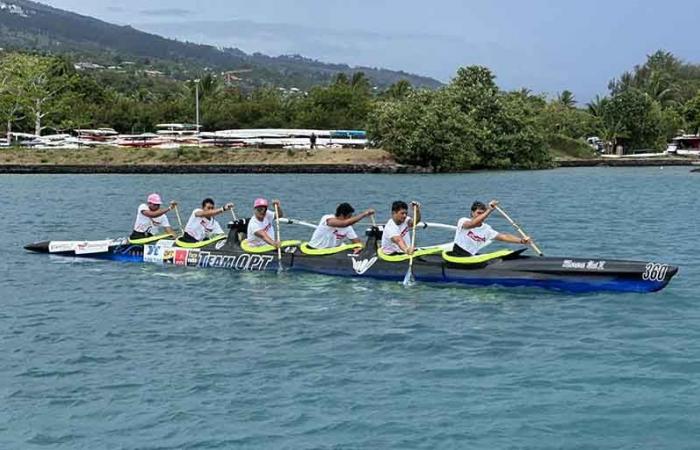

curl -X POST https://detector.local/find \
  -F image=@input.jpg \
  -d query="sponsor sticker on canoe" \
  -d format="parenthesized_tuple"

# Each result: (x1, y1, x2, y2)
(49, 241, 80, 253)
(198, 252, 274, 271)
(162, 249, 175, 265)
(174, 249, 188, 266)
(562, 260, 606, 270)
(74, 240, 112, 255)
(143, 245, 164, 264)
(186, 250, 201, 267)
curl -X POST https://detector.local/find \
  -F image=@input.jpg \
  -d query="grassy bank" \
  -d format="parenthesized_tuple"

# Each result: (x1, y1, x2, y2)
(0, 147, 395, 166)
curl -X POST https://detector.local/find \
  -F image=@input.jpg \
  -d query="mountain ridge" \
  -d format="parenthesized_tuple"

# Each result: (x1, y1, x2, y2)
(0, 0, 442, 89)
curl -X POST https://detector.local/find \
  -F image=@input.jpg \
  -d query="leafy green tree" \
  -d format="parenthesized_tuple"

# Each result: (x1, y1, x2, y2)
(369, 65, 551, 170)
(683, 93, 700, 134)
(18, 54, 77, 135)
(383, 80, 413, 100)
(0, 53, 27, 139)
(601, 89, 665, 150)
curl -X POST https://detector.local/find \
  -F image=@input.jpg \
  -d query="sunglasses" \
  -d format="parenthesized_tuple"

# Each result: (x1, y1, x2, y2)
(255, 206, 267, 212)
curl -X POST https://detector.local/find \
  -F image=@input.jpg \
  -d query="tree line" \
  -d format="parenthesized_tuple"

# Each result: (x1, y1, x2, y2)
(2, 50, 699, 170)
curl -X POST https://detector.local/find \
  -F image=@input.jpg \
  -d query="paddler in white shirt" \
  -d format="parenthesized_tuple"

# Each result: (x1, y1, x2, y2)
(180, 198, 233, 243)
(380, 200, 421, 255)
(451, 200, 530, 256)
(130, 193, 177, 240)
(308, 203, 375, 253)
(246, 198, 284, 248)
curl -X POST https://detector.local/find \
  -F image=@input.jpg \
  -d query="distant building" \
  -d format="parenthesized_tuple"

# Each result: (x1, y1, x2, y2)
(144, 70, 164, 77)
(0, 2, 30, 17)
(74, 62, 105, 70)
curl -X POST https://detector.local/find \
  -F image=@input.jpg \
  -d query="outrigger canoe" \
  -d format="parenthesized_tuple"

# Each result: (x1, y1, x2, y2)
(25, 220, 678, 294)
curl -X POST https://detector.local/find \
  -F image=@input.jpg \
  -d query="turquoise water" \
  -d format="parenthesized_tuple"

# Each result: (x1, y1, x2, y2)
(1, 168, 698, 449)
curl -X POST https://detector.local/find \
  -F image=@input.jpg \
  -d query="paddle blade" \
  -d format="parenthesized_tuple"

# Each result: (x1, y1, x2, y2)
(402, 267, 415, 286)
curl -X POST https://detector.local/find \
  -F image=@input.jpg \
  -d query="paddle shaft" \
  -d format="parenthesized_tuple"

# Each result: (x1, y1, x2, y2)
(408, 204, 418, 270)
(493, 205, 543, 256)
(273, 203, 282, 261)
(173, 205, 184, 235)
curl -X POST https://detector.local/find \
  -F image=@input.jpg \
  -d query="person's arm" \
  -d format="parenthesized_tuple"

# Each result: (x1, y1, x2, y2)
(141, 201, 177, 219)
(255, 229, 279, 248)
(326, 209, 375, 228)
(495, 233, 530, 245)
(195, 203, 234, 219)
(351, 237, 364, 253)
(271, 199, 283, 218)
(391, 235, 413, 255)
(463, 200, 498, 229)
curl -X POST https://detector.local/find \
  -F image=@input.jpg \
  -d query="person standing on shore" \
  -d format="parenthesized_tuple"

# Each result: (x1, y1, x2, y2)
(310, 132, 317, 149)
(381, 200, 421, 255)
(130, 193, 177, 240)
(180, 198, 233, 243)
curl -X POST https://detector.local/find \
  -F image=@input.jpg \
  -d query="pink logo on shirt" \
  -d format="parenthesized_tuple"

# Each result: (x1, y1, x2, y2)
(333, 230, 347, 240)
(467, 230, 487, 242)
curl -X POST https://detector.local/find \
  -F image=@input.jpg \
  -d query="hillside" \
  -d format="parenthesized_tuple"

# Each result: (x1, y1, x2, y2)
(0, 0, 442, 90)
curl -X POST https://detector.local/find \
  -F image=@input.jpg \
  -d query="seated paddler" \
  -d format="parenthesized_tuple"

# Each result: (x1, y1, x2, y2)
(180, 198, 233, 243)
(452, 200, 530, 256)
(381, 200, 421, 255)
(246, 198, 283, 248)
(130, 193, 177, 240)
(308, 203, 374, 253)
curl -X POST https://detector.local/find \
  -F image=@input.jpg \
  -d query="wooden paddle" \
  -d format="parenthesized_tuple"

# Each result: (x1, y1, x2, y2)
(273, 202, 283, 270)
(493, 204, 543, 256)
(403, 203, 419, 286)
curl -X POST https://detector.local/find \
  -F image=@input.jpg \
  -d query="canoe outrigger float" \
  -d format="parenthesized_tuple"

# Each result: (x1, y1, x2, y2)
(25, 219, 678, 294)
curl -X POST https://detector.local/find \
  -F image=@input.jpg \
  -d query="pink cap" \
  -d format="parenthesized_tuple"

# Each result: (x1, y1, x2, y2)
(253, 198, 269, 208)
(147, 193, 162, 205)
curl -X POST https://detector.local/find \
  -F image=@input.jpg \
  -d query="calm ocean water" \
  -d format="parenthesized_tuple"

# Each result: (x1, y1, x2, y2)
(1, 168, 698, 449)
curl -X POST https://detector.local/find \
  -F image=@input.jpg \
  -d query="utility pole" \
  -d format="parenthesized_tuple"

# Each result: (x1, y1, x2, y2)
(194, 78, 200, 132)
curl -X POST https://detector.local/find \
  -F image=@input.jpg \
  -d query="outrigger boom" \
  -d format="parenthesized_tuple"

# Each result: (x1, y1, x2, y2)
(25, 219, 678, 294)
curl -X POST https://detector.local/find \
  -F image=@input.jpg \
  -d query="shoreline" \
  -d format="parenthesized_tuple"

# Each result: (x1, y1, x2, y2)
(0, 163, 423, 174)
(0, 147, 698, 174)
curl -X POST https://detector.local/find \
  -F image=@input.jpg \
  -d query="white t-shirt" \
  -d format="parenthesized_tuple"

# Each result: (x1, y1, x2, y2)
(247, 211, 276, 247)
(453, 218, 499, 255)
(133, 203, 171, 234)
(381, 217, 412, 254)
(184, 209, 224, 241)
(309, 214, 358, 248)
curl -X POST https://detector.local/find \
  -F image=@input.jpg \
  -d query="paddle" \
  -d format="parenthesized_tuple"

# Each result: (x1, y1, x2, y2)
(403, 203, 419, 286)
(273, 202, 283, 271)
(493, 204, 543, 256)
(173, 204, 184, 237)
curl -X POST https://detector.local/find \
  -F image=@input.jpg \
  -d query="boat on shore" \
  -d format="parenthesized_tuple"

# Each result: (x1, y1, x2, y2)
(25, 220, 678, 294)
(666, 134, 700, 156)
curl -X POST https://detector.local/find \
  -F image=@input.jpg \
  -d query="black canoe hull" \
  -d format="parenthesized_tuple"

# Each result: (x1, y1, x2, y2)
(24, 235, 678, 293)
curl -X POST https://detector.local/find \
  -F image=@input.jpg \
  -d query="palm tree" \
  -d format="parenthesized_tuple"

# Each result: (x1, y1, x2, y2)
(586, 95, 606, 117)
(557, 90, 576, 108)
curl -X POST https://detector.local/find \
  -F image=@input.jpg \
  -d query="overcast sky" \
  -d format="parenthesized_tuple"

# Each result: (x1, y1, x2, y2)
(41, 0, 699, 101)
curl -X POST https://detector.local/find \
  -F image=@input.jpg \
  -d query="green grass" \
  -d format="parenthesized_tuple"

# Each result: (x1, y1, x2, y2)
(547, 134, 597, 160)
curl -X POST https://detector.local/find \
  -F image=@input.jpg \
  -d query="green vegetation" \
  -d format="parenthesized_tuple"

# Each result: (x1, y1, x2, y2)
(2, 49, 699, 171)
